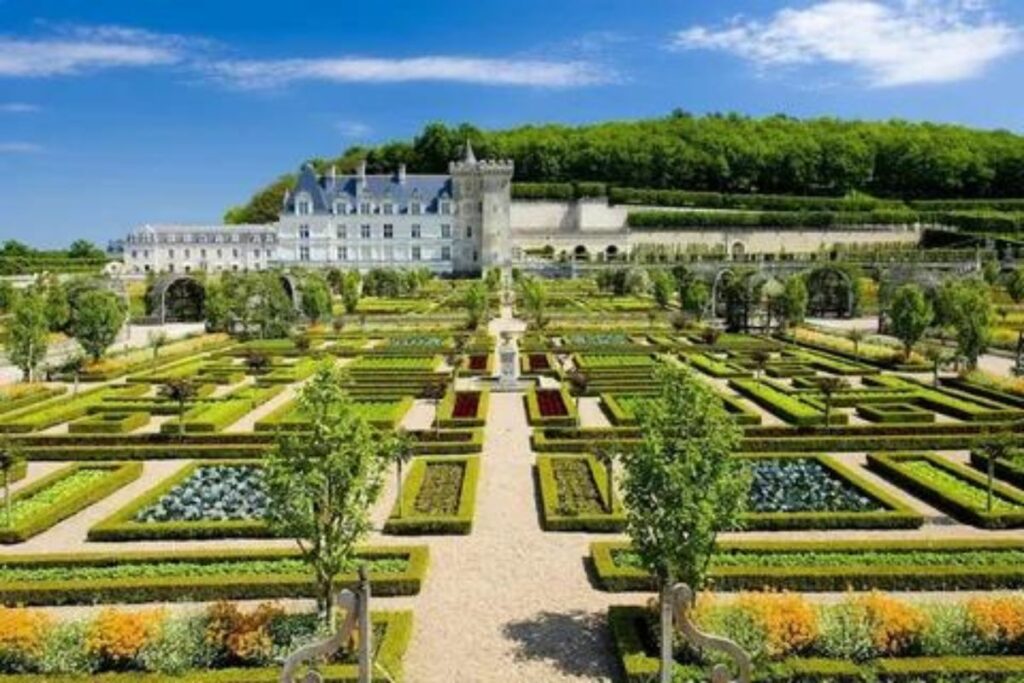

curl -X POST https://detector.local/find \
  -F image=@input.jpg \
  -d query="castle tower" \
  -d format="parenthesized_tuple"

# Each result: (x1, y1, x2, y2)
(449, 141, 514, 273)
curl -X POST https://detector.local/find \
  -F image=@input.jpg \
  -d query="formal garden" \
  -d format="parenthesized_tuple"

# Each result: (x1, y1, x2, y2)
(2, 263, 1024, 681)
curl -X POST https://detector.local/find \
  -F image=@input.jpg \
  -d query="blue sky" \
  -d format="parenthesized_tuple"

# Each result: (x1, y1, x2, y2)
(2, 0, 1024, 248)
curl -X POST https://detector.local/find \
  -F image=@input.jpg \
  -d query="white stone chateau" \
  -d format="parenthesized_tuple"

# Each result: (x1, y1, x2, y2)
(123, 144, 921, 275)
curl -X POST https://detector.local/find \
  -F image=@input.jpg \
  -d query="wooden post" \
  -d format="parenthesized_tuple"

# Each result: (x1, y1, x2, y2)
(358, 565, 372, 683)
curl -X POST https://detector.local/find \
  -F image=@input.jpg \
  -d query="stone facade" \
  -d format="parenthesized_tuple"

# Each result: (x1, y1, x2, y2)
(123, 146, 920, 275)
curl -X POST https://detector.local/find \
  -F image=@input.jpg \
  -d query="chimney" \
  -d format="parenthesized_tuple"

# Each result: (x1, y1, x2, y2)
(398, 164, 407, 183)
(357, 159, 367, 190)
(329, 165, 337, 182)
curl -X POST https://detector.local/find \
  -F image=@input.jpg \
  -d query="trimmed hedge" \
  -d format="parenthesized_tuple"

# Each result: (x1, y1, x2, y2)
(3, 459, 27, 485)
(535, 454, 624, 532)
(856, 402, 936, 424)
(435, 389, 489, 428)
(159, 385, 283, 434)
(68, 411, 150, 434)
(729, 378, 847, 427)
(627, 209, 921, 230)
(609, 604, 1024, 683)
(0, 546, 428, 605)
(867, 452, 1024, 529)
(524, 386, 578, 428)
(0, 462, 142, 543)
(592, 538, 1024, 593)
(970, 451, 1024, 490)
(88, 460, 272, 541)
(0, 385, 129, 433)
(0, 386, 66, 417)
(609, 186, 898, 212)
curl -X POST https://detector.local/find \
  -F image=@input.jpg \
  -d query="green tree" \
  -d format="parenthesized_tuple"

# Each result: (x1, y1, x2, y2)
(263, 364, 392, 628)
(5, 288, 48, 381)
(945, 279, 993, 369)
(817, 376, 849, 430)
(846, 328, 867, 356)
(392, 429, 414, 519)
(203, 281, 231, 333)
(160, 379, 199, 437)
(1005, 267, 1024, 304)
(0, 281, 15, 314)
(0, 445, 22, 527)
(69, 289, 125, 361)
(300, 274, 333, 324)
(977, 429, 1014, 513)
(777, 276, 808, 329)
(651, 270, 675, 309)
(519, 277, 548, 329)
(340, 271, 362, 314)
(251, 274, 295, 339)
(921, 342, 952, 387)
(622, 268, 650, 297)
(462, 282, 489, 329)
(43, 277, 70, 332)
(888, 284, 933, 360)
(67, 239, 105, 260)
(681, 280, 709, 321)
(619, 366, 749, 682)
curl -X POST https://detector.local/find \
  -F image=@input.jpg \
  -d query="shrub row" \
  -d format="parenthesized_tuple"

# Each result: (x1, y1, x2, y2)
(68, 411, 150, 434)
(512, 181, 607, 200)
(0, 547, 428, 605)
(627, 209, 921, 230)
(856, 403, 936, 424)
(609, 187, 897, 212)
(729, 379, 846, 427)
(0, 386, 66, 417)
(0, 462, 142, 543)
(591, 538, 1024, 593)
(159, 385, 283, 434)
(383, 456, 480, 535)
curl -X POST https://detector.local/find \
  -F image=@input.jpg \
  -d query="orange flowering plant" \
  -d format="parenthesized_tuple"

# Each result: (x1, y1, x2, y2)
(85, 608, 164, 668)
(853, 592, 929, 657)
(0, 607, 51, 671)
(967, 596, 1024, 651)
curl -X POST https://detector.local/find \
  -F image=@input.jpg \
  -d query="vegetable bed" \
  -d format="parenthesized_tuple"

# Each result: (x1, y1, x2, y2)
(536, 455, 624, 531)
(525, 386, 577, 427)
(67, 411, 150, 434)
(436, 389, 489, 428)
(384, 456, 479, 535)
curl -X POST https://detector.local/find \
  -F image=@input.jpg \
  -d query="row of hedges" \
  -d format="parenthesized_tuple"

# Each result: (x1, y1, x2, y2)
(609, 604, 1024, 683)
(867, 452, 1024, 529)
(591, 538, 1024, 593)
(512, 181, 607, 201)
(88, 460, 270, 541)
(68, 411, 150, 434)
(729, 378, 847, 427)
(159, 385, 283, 434)
(0, 386, 66, 417)
(0, 462, 142, 543)
(627, 209, 921, 230)
(856, 402, 935, 424)
(79, 334, 233, 381)
(609, 187, 898, 212)
(0, 385, 125, 433)
(0, 546, 428, 605)
(383, 456, 480, 535)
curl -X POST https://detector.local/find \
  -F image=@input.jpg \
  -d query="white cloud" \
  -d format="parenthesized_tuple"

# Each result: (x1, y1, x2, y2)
(0, 102, 38, 113)
(203, 55, 609, 89)
(671, 0, 1021, 86)
(335, 120, 372, 138)
(0, 24, 188, 77)
(0, 142, 43, 153)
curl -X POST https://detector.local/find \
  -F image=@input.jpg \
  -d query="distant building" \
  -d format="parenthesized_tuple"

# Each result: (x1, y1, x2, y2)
(123, 143, 920, 275)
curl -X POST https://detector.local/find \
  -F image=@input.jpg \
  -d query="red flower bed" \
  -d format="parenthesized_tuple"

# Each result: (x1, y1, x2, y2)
(452, 392, 481, 419)
(536, 389, 569, 417)
(468, 355, 488, 371)
(530, 354, 551, 370)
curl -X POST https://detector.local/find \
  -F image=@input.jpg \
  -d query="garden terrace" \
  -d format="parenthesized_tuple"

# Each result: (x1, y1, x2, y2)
(0, 462, 142, 543)
(89, 460, 273, 541)
(609, 604, 1024, 683)
(525, 386, 578, 427)
(868, 452, 1024, 528)
(159, 384, 283, 433)
(783, 328, 929, 371)
(942, 374, 1024, 409)
(0, 384, 149, 433)
(435, 389, 489, 428)
(535, 454, 623, 532)
(867, 374, 1024, 422)
(591, 538, 1024, 592)
(384, 456, 480, 535)
(0, 546, 428, 604)
(255, 396, 413, 431)
(224, 337, 324, 357)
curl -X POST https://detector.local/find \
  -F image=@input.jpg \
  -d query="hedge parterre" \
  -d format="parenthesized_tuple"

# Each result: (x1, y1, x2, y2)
(384, 456, 480, 535)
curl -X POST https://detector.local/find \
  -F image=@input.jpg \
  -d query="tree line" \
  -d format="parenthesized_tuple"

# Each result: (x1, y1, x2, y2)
(226, 112, 1024, 223)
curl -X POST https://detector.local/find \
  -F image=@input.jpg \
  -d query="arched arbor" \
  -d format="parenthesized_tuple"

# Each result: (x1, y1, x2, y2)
(146, 275, 206, 324)
(805, 266, 856, 318)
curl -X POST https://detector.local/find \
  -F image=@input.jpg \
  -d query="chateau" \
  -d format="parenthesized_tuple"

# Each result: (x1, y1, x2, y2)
(123, 144, 921, 275)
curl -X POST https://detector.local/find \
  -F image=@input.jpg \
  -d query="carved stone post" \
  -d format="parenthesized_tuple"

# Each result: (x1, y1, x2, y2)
(671, 583, 752, 683)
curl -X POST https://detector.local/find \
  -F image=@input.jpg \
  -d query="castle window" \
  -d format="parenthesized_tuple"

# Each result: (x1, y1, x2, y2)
(253, 249, 259, 258)
(411, 224, 421, 239)
(383, 203, 393, 215)
(299, 225, 310, 240)
(337, 246, 348, 261)
(337, 225, 347, 239)
(131, 251, 138, 259)
(383, 245, 394, 261)
(473, 250, 478, 262)
(441, 246, 451, 261)
(232, 249, 239, 258)
(466, 226, 473, 239)
(410, 202, 421, 215)
(360, 201, 371, 214)
(299, 246, 310, 261)
(168, 249, 175, 259)
(411, 246, 422, 261)
(441, 224, 451, 239)
(360, 225, 371, 239)
(440, 201, 451, 215)
(184, 249, 190, 259)
(296, 195, 313, 215)
(200, 249, 207, 259)
(383, 224, 393, 239)
(217, 249, 223, 258)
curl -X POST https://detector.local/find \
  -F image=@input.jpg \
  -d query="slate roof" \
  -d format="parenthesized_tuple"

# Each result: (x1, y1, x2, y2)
(286, 163, 453, 215)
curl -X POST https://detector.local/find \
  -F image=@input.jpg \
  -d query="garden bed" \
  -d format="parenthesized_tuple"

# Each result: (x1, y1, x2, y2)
(89, 461, 272, 541)
(68, 411, 150, 434)
(856, 402, 936, 424)
(591, 538, 1024, 592)
(462, 353, 493, 376)
(0, 546, 428, 604)
(435, 390, 489, 428)
(525, 386, 578, 427)
(384, 456, 479, 535)
(0, 462, 142, 543)
(535, 455, 624, 531)
(867, 452, 1024, 528)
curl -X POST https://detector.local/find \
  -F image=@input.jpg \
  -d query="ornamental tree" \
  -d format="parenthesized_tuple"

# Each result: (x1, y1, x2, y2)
(160, 379, 199, 437)
(519, 277, 548, 330)
(651, 270, 675, 309)
(888, 284, 933, 360)
(340, 271, 362, 314)
(263, 364, 393, 629)
(300, 273, 333, 324)
(463, 282, 489, 330)
(619, 365, 749, 682)
(69, 289, 126, 361)
(0, 444, 22, 527)
(945, 279, 993, 370)
(6, 288, 48, 381)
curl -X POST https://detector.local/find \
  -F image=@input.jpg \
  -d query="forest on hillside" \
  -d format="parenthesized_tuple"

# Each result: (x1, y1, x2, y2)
(225, 111, 1024, 224)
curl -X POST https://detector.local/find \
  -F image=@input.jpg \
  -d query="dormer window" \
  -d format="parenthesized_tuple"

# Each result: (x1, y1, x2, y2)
(410, 201, 422, 215)
(295, 193, 313, 216)
(440, 201, 451, 215)
(360, 201, 372, 214)
(333, 200, 345, 215)
(382, 202, 393, 215)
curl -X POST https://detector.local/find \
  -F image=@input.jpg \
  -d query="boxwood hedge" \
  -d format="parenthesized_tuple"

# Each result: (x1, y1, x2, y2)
(383, 456, 480, 535)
